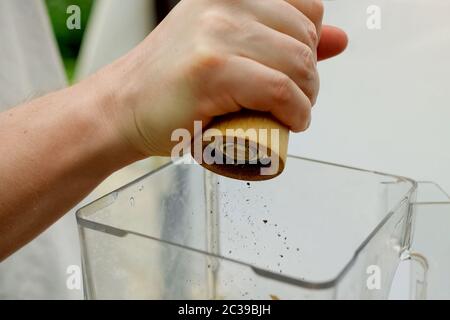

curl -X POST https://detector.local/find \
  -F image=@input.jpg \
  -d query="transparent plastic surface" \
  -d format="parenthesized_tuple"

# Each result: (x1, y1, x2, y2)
(73, 0, 450, 300)
(408, 183, 450, 300)
(77, 156, 416, 299)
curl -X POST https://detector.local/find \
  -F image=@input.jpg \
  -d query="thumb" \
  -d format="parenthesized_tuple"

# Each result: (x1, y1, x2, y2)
(317, 25, 349, 61)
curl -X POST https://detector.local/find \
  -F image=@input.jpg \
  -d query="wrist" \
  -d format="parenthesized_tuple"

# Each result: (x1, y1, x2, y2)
(70, 74, 146, 173)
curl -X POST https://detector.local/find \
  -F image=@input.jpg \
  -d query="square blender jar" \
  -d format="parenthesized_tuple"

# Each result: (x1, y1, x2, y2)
(77, 155, 449, 299)
(76, 0, 450, 299)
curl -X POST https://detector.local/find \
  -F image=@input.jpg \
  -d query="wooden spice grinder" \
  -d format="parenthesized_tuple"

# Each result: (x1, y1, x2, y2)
(192, 110, 289, 181)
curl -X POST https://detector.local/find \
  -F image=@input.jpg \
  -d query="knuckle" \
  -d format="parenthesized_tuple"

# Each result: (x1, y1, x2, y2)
(191, 45, 226, 74)
(302, 71, 320, 106)
(239, 20, 261, 43)
(311, 0, 325, 22)
(270, 74, 293, 105)
(296, 45, 316, 80)
(305, 21, 319, 47)
(199, 10, 222, 29)
(199, 9, 239, 35)
(303, 47, 316, 73)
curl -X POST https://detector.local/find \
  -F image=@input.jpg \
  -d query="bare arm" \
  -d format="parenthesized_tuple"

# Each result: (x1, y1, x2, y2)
(0, 76, 144, 260)
(0, 0, 347, 260)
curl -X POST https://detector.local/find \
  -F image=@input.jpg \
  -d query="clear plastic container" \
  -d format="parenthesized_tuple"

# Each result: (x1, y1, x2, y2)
(76, 0, 450, 299)
(408, 182, 450, 300)
(77, 156, 450, 299)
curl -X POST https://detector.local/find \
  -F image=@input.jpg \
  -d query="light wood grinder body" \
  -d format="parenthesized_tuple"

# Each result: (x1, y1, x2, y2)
(192, 111, 289, 181)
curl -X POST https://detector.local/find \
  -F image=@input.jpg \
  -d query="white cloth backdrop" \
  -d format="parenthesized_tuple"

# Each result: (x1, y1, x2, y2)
(0, 0, 80, 299)
(0, 0, 159, 299)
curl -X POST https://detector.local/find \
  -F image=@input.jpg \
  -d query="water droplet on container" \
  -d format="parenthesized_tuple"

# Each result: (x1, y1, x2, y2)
(130, 197, 135, 207)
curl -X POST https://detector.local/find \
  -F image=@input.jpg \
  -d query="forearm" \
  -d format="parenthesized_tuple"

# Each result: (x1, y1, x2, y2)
(0, 76, 143, 260)
(0, 0, 348, 262)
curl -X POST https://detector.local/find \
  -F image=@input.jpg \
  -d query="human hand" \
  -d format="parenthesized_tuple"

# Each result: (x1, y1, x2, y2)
(95, 0, 348, 157)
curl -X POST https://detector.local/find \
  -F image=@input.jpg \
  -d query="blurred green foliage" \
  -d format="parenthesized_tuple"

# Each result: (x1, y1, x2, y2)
(45, 0, 94, 81)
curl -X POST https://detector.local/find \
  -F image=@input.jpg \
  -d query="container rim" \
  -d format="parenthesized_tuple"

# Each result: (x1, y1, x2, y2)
(76, 155, 418, 290)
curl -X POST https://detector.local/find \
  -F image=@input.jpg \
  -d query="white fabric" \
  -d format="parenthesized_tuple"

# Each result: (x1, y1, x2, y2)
(0, 0, 81, 299)
(0, 0, 163, 299)
(75, 0, 156, 80)
(0, 0, 66, 109)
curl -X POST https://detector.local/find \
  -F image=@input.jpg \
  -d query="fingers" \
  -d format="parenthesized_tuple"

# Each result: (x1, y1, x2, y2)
(239, 0, 320, 55)
(232, 22, 320, 104)
(283, 0, 325, 35)
(215, 56, 311, 132)
(191, 0, 341, 133)
(318, 25, 349, 61)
